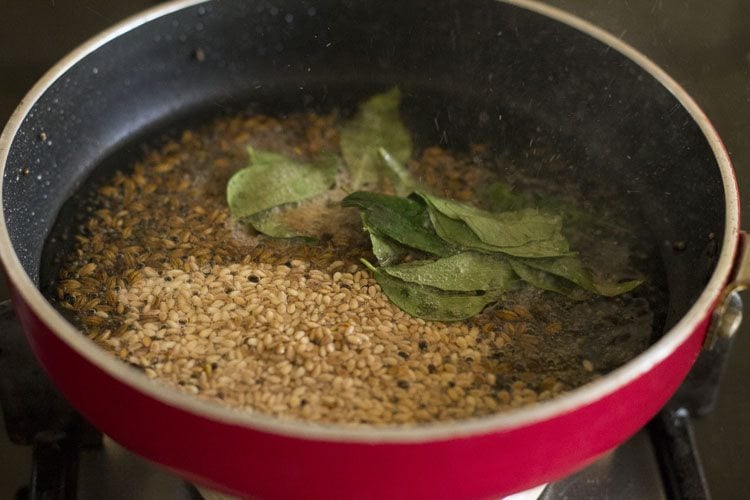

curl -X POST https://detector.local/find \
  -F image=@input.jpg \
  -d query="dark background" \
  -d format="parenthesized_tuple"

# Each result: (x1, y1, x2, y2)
(1, 1, 748, 498)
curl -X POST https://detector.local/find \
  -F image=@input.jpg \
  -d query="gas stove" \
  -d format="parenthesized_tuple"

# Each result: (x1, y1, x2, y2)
(1, 1, 749, 499)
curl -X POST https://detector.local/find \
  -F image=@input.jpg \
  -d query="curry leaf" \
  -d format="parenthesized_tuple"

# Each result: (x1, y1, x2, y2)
(416, 193, 571, 257)
(426, 207, 503, 252)
(342, 191, 453, 256)
(362, 259, 502, 322)
(416, 192, 564, 249)
(508, 260, 587, 300)
(227, 147, 338, 223)
(340, 88, 413, 189)
(382, 252, 518, 292)
(518, 256, 642, 296)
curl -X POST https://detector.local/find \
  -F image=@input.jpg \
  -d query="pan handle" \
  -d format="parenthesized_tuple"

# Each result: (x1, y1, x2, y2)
(704, 231, 750, 350)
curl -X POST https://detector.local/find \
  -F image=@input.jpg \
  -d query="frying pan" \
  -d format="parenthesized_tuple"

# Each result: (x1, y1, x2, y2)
(0, 0, 745, 498)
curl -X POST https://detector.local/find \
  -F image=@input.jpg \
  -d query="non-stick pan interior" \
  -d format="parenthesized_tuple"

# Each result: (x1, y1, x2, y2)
(3, 0, 724, 332)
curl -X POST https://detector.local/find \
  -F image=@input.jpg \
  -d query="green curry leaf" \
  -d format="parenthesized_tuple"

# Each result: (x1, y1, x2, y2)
(416, 192, 564, 249)
(508, 260, 587, 299)
(362, 259, 502, 322)
(414, 192, 571, 257)
(518, 256, 642, 296)
(342, 191, 453, 256)
(426, 207, 505, 252)
(340, 87, 413, 189)
(382, 252, 518, 292)
(426, 206, 571, 258)
(227, 147, 338, 219)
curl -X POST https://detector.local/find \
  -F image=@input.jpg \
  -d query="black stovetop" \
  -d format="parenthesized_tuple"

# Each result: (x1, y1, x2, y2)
(1, 1, 749, 499)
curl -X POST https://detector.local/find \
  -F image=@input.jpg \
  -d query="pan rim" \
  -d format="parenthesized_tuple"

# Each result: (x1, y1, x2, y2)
(0, 0, 740, 443)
